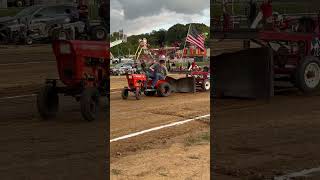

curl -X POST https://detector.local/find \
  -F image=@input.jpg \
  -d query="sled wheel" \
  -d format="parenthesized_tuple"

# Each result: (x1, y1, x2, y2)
(144, 91, 156, 96)
(135, 88, 141, 100)
(157, 82, 172, 97)
(37, 85, 59, 120)
(80, 88, 100, 121)
(202, 79, 211, 91)
(121, 88, 129, 100)
(295, 56, 320, 94)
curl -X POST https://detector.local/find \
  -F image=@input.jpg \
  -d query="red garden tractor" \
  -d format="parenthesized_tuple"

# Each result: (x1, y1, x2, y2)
(37, 40, 109, 121)
(187, 71, 210, 91)
(121, 73, 196, 100)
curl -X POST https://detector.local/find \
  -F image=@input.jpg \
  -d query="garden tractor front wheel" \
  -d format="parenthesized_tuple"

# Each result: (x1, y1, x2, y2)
(121, 88, 129, 99)
(80, 87, 100, 121)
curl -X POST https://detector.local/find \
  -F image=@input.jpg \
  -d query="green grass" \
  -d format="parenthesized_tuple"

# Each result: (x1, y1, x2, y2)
(184, 131, 210, 147)
(0, 8, 22, 17)
(111, 169, 122, 175)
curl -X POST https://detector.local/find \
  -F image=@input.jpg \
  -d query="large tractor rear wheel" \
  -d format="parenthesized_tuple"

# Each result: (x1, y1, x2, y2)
(37, 85, 59, 120)
(157, 82, 172, 97)
(80, 88, 100, 121)
(295, 56, 320, 94)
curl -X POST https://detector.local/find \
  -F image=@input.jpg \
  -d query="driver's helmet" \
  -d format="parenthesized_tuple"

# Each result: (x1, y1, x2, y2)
(159, 54, 166, 61)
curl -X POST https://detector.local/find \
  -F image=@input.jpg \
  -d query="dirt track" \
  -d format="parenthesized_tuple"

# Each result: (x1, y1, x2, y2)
(0, 45, 107, 179)
(110, 75, 210, 179)
(212, 41, 320, 179)
(213, 92, 320, 179)
(0, 44, 211, 179)
(4, 39, 320, 179)
(4, 41, 320, 179)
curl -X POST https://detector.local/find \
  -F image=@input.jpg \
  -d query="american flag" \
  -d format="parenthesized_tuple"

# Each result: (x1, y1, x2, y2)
(186, 26, 206, 50)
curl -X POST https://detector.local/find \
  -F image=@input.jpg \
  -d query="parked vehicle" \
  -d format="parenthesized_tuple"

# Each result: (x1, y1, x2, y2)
(7, 0, 30, 7)
(111, 63, 136, 76)
(111, 57, 134, 64)
(0, 5, 107, 44)
(37, 40, 109, 121)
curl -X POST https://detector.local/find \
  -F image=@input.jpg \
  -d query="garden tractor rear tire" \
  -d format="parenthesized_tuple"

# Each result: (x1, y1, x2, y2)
(37, 85, 59, 120)
(80, 88, 100, 121)
(157, 82, 172, 97)
(295, 56, 320, 94)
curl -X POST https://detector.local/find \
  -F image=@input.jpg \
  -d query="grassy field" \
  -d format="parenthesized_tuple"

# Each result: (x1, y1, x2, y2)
(0, 8, 22, 17)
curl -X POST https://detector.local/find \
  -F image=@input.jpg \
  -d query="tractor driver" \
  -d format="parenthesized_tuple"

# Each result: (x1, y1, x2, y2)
(149, 55, 168, 89)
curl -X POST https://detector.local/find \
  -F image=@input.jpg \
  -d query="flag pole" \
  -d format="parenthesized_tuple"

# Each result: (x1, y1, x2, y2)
(182, 23, 192, 68)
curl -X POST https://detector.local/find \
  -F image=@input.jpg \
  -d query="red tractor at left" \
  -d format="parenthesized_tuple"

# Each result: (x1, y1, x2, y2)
(37, 40, 109, 121)
(121, 73, 176, 100)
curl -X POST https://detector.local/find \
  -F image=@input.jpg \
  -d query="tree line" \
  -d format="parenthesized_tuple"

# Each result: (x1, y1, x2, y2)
(110, 23, 210, 57)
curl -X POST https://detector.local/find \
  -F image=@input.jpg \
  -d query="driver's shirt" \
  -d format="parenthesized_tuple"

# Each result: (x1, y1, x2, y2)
(150, 64, 168, 76)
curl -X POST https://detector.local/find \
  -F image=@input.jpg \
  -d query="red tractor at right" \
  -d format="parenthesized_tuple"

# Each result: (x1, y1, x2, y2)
(213, 7, 320, 98)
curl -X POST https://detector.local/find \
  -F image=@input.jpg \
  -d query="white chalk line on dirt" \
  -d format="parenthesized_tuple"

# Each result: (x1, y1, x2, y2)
(274, 167, 320, 180)
(0, 94, 36, 100)
(0, 89, 198, 100)
(0, 91, 119, 100)
(110, 114, 210, 143)
(0, 61, 55, 66)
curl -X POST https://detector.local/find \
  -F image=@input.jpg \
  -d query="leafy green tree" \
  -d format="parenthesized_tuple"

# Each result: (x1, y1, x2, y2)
(110, 23, 209, 57)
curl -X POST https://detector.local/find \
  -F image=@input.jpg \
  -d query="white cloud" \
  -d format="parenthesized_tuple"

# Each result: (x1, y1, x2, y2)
(111, 0, 210, 35)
